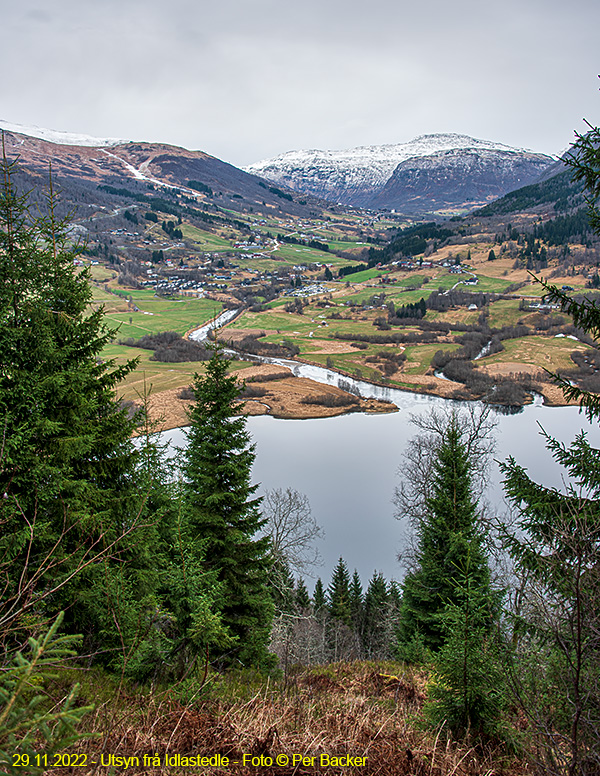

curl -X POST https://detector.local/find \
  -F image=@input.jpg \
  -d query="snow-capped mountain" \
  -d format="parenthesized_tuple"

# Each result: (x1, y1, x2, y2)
(245, 134, 556, 212)
(0, 124, 321, 219)
(0, 119, 129, 147)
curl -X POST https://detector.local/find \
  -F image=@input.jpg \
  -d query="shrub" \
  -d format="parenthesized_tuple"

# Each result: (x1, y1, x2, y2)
(300, 393, 359, 407)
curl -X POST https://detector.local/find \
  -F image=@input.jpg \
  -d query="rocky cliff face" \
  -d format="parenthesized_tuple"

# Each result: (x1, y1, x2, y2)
(245, 134, 555, 212)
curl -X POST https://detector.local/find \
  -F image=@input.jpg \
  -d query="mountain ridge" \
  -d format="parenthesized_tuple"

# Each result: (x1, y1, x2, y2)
(245, 133, 556, 212)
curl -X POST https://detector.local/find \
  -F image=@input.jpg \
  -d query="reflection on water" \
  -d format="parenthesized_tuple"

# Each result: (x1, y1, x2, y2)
(162, 393, 600, 587)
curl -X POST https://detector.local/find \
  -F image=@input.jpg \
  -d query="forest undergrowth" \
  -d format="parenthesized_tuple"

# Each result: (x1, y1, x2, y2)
(47, 661, 529, 776)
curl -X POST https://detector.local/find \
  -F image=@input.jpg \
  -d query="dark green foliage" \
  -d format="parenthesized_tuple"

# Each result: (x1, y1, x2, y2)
(362, 572, 390, 659)
(327, 557, 352, 627)
(424, 577, 505, 740)
(269, 186, 292, 202)
(161, 220, 183, 240)
(349, 571, 363, 630)
(389, 297, 427, 321)
(564, 123, 600, 234)
(398, 418, 492, 652)
(338, 263, 368, 278)
(313, 578, 326, 612)
(181, 345, 273, 667)
(367, 223, 454, 266)
(0, 613, 93, 775)
(277, 233, 329, 252)
(295, 578, 311, 610)
(0, 151, 157, 660)
(537, 278, 600, 421)
(475, 169, 584, 216)
(501, 431, 600, 772)
(186, 180, 213, 196)
(498, 124, 600, 772)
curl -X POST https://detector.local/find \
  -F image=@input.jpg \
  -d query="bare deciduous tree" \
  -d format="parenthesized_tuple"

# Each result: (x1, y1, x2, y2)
(261, 488, 324, 575)
(394, 405, 497, 533)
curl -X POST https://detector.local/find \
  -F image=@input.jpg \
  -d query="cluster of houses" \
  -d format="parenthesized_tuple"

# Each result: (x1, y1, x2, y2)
(285, 283, 329, 298)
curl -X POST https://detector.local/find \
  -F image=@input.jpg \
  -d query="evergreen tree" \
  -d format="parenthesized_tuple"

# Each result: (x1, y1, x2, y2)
(498, 124, 600, 771)
(348, 570, 364, 633)
(295, 578, 311, 610)
(181, 344, 273, 667)
(0, 149, 157, 663)
(363, 572, 390, 658)
(327, 557, 352, 626)
(397, 416, 492, 652)
(424, 572, 505, 740)
(313, 578, 326, 613)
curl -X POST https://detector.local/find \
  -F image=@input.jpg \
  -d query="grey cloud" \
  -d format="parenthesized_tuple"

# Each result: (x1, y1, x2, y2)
(2, 0, 600, 166)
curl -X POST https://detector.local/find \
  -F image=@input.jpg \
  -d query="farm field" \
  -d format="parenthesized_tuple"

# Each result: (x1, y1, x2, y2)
(81, 188, 600, 420)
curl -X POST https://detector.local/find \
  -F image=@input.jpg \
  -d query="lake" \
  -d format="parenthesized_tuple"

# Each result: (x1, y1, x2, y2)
(163, 392, 600, 589)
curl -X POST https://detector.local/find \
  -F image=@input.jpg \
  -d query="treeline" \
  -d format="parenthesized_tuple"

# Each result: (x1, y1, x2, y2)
(270, 559, 402, 665)
(97, 184, 249, 232)
(277, 233, 329, 252)
(258, 182, 293, 201)
(367, 222, 454, 266)
(338, 262, 368, 277)
(475, 169, 584, 216)
(186, 179, 213, 196)
(119, 331, 212, 362)
(227, 331, 300, 358)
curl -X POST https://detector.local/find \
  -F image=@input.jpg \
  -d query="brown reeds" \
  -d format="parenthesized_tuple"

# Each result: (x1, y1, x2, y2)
(51, 662, 530, 776)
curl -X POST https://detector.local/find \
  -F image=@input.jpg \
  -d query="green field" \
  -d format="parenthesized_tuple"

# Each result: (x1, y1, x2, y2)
(179, 224, 234, 251)
(93, 290, 221, 341)
(482, 334, 587, 371)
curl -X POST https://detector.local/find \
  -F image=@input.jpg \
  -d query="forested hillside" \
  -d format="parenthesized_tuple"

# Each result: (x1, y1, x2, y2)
(2, 126, 600, 775)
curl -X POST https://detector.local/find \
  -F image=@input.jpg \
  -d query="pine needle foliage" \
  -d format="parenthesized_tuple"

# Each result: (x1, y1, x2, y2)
(0, 613, 92, 776)
(0, 143, 160, 666)
(500, 116, 600, 774)
(398, 416, 493, 652)
(182, 344, 273, 668)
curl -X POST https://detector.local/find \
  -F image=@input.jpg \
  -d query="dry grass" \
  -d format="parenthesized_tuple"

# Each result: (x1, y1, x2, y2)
(51, 662, 530, 776)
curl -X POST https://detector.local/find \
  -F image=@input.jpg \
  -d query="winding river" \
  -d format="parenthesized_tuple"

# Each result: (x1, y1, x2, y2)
(166, 311, 600, 586)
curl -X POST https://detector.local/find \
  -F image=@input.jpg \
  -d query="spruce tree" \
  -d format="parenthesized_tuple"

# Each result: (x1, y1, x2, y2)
(0, 148, 156, 662)
(327, 557, 352, 626)
(182, 344, 273, 667)
(313, 578, 326, 613)
(349, 570, 364, 633)
(397, 417, 492, 651)
(363, 572, 390, 659)
(498, 124, 600, 772)
(295, 578, 311, 610)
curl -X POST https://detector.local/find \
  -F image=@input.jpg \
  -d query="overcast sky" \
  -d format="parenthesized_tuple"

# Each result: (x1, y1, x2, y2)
(2, 0, 600, 167)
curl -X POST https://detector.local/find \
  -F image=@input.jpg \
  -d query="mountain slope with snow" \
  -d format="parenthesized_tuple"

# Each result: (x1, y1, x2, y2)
(245, 134, 556, 211)
(0, 125, 321, 219)
(0, 119, 129, 147)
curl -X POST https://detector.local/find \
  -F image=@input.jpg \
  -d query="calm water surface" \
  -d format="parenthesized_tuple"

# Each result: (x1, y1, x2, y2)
(163, 393, 600, 587)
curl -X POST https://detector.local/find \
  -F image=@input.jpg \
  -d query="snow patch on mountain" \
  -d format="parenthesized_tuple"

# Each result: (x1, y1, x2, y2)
(246, 134, 542, 187)
(244, 134, 556, 206)
(0, 119, 129, 147)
